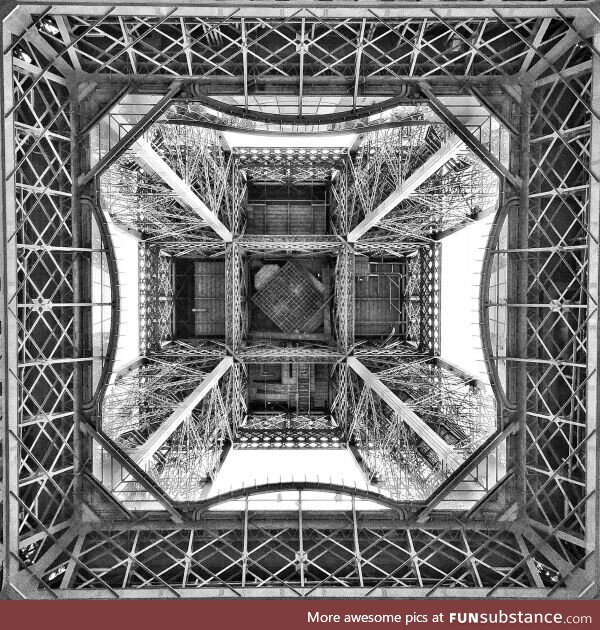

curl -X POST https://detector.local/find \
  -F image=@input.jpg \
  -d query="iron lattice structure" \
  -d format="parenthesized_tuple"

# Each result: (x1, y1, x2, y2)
(235, 414, 342, 450)
(138, 244, 174, 354)
(0, 1, 598, 600)
(234, 146, 345, 184)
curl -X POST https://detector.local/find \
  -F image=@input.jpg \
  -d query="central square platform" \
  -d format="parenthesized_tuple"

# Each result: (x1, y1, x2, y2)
(252, 261, 324, 334)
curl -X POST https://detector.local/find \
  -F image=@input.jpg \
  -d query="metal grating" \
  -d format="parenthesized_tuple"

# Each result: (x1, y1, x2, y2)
(252, 262, 323, 334)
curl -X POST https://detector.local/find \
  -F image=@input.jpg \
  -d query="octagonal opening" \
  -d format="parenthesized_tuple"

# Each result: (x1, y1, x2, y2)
(93, 93, 506, 511)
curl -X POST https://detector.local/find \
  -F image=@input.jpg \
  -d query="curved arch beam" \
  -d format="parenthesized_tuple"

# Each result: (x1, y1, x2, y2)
(164, 117, 432, 137)
(180, 481, 406, 515)
(80, 196, 121, 414)
(185, 91, 413, 127)
(479, 197, 518, 413)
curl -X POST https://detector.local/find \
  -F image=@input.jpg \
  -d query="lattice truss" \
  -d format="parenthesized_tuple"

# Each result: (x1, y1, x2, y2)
(24, 523, 563, 594)
(235, 414, 342, 449)
(522, 32, 595, 574)
(334, 243, 440, 358)
(1, 5, 598, 599)
(332, 124, 436, 235)
(333, 356, 495, 501)
(376, 156, 498, 238)
(98, 128, 239, 257)
(237, 235, 341, 255)
(334, 246, 355, 352)
(349, 371, 446, 501)
(225, 243, 246, 351)
(150, 124, 246, 234)
(138, 244, 174, 354)
(234, 147, 346, 184)
(101, 343, 242, 500)
(332, 124, 498, 245)
(374, 360, 496, 458)
(404, 246, 441, 355)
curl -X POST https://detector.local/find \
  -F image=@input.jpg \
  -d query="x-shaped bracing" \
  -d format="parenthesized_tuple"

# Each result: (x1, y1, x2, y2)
(80, 95, 233, 241)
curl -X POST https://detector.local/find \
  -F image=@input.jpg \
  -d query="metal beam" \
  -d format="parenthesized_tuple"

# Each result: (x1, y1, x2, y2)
(586, 30, 600, 595)
(113, 356, 147, 381)
(16, 3, 588, 19)
(132, 356, 233, 467)
(99, 109, 233, 242)
(1, 22, 21, 591)
(27, 586, 553, 600)
(433, 357, 488, 392)
(78, 83, 180, 187)
(420, 83, 521, 188)
(132, 138, 233, 242)
(347, 135, 464, 242)
(525, 26, 583, 81)
(12, 526, 83, 596)
(81, 423, 184, 522)
(347, 357, 461, 471)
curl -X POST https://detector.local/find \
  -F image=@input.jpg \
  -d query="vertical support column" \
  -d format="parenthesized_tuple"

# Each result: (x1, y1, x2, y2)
(1, 27, 19, 593)
(298, 491, 305, 589)
(225, 243, 242, 352)
(242, 496, 249, 588)
(514, 87, 531, 517)
(71, 95, 84, 516)
(418, 245, 440, 355)
(336, 245, 354, 353)
(351, 496, 364, 587)
(586, 34, 600, 594)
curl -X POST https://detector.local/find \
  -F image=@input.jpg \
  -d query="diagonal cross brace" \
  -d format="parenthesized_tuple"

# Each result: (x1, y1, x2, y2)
(420, 83, 521, 189)
(132, 356, 233, 468)
(78, 83, 181, 187)
(347, 135, 464, 242)
(80, 101, 233, 241)
(132, 137, 233, 242)
(347, 357, 462, 471)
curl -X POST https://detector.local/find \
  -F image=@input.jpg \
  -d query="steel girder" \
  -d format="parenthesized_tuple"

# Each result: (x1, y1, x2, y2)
(1, 2, 598, 599)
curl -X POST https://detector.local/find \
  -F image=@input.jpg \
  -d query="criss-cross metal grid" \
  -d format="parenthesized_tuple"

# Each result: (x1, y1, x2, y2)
(252, 262, 324, 334)
(1, 3, 598, 600)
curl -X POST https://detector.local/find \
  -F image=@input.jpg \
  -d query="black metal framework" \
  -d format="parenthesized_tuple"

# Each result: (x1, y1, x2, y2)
(1, 1, 598, 599)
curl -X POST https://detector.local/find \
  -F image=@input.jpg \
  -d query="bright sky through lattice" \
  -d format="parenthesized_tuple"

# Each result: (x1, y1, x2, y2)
(440, 215, 494, 384)
(207, 449, 384, 511)
(223, 131, 357, 149)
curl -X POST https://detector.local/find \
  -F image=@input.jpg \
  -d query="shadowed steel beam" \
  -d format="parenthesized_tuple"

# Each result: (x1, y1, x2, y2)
(1, 21, 20, 588)
(467, 85, 519, 138)
(78, 83, 180, 187)
(12, 526, 83, 596)
(133, 357, 233, 467)
(420, 83, 521, 188)
(347, 357, 461, 471)
(29, 5, 586, 19)
(30, 586, 553, 599)
(586, 32, 600, 592)
(82, 423, 183, 522)
(525, 25, 585, 80)
(347, 135, 464, 242)
(133, 138, 233, 242)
